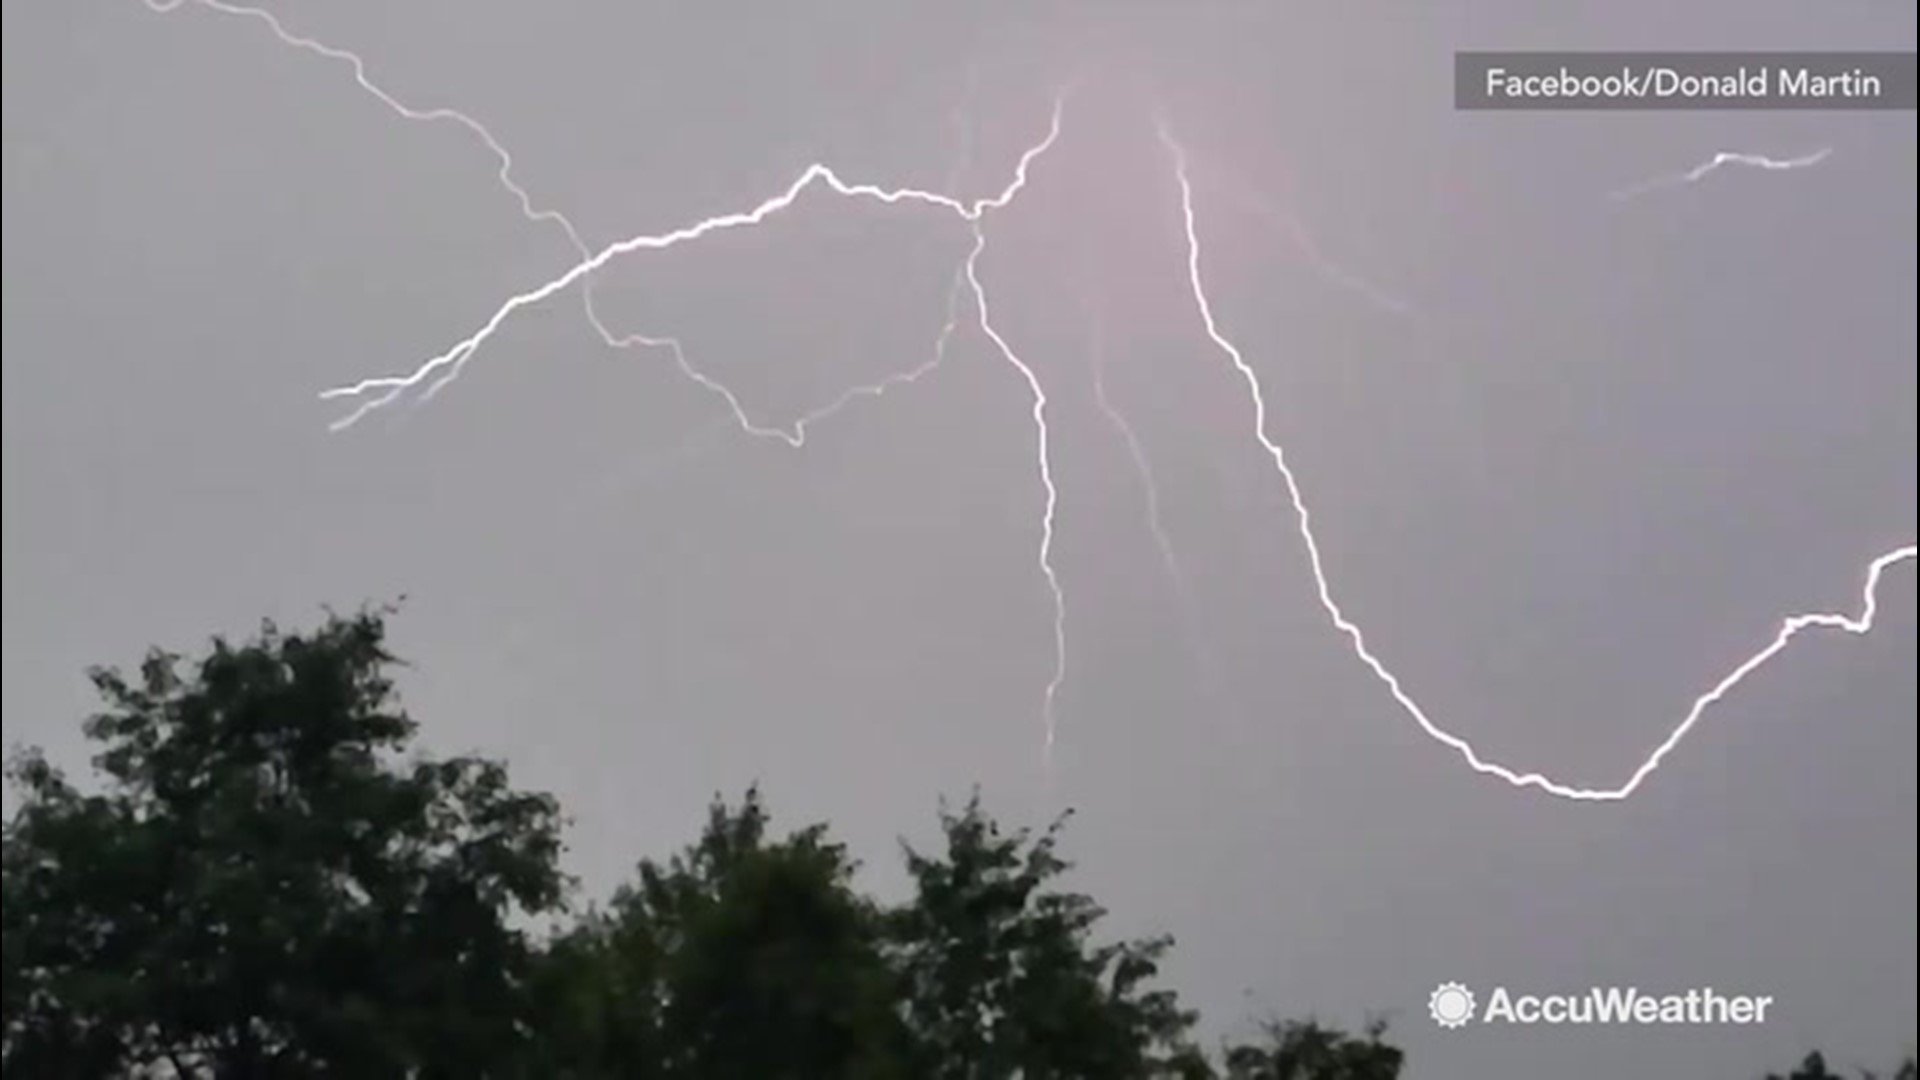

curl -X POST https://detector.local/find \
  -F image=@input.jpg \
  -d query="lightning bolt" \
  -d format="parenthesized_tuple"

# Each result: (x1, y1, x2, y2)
(297, 68, 1072, 757)
(144, 0, 1075, 757)
(1608, 147, 1834, 202)
(145, 0, 970, 448)
(337, 105, 1072, 757)
(138, 3, 1913, 799)
(1161, 120, 1915, 801)
(141, 0, 574, 262)
(964, 222, 1071, 764)
(737, 69, 985, 447)
(317, 106, 1067, 425)
(358, 105, 1071, 755)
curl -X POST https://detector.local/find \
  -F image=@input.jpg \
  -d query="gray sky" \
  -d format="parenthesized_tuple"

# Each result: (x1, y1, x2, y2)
(4, 2, 1915, 1076)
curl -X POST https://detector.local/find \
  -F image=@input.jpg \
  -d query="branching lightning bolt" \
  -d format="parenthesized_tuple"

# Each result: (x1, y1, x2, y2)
(1609, 147, 1834, 202)
(317, 108, 1066, 424)
(272, 44, 1072, 755)
(323, 100, 1073, 756)
(139, 3, 1913, 799)
(146, 0, 1074, 757)
(752, 77, 983, 447)
(1161, 120, 1914, 801)
(343, 99, 1074, 756)
(146, 0, 971, 448)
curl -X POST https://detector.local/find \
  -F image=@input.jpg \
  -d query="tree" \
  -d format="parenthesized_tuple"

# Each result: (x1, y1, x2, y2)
(1, 610, 568, 1078)
(529, 787, 912, 1079)
(525, 905, 670, 1079)
(1218, 1016, 1404, 1080)
(888, 794, 1211, 1079)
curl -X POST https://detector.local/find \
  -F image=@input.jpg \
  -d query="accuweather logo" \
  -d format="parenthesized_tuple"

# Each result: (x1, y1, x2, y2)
(1428, 982, 1775, 1028)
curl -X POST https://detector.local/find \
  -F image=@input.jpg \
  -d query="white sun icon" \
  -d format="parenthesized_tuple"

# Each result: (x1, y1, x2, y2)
(1429, 982, 1476, 1029)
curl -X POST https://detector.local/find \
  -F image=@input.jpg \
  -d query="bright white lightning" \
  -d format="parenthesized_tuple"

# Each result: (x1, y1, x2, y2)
(964, 224, 1070, 763)
(1609, 147, 1834, 202)
(142, 0, 575, 265)
(776, 89, 982, 448)
(147, 0, 1075, 758)
(145, 0, 969, 448)
(314, 86, 1073, 758)
(320, 102, 1067, 427)
(1161, 122, 1915, 801)
(138, 1, 1912, 797)
(773, 93, 982, 442)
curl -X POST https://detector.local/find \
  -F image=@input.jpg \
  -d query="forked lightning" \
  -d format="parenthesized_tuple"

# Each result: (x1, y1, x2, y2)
(143, 2, 1915, 801)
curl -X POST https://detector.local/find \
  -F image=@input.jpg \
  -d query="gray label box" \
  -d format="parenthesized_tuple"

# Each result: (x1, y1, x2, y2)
(1456, 52, 1916, 110)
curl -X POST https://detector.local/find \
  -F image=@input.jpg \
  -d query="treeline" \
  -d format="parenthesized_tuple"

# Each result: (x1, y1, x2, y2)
(0, 611, 1905, 1078)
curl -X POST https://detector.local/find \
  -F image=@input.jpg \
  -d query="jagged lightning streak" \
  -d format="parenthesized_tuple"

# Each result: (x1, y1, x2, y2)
(967, 222, 1070, 764)
(142, 1, 1906, 795)
(1160, 122, 1915, 801)
(1608, 147, 1834, 202)
(318, 92, 1073, 757)
(149, 0, 1073, 756)
(146, 0, 973, 449)
(777, 78, 983, 447)
(142, 0, 578, 268)
(320, 101, 1067, 425)
(140, 0, 626, 394)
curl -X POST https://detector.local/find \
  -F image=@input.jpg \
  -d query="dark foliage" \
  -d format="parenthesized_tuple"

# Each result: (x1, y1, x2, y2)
(24, 610, 1898, 1078)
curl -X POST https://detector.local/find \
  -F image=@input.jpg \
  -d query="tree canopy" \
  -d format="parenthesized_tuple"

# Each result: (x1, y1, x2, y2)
(3, 609, 1908, 1078)
(2, 612, 569, 1075)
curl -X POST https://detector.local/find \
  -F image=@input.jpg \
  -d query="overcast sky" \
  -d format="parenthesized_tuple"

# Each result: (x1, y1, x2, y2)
(4, 2, 1916, 1076)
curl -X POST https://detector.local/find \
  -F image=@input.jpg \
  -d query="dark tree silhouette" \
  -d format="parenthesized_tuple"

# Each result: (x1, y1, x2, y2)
(888, 795, 1212, 1078)
(1218, 1016, 1404, 1080)
(531, 787, 911, 1078)
(41, 609, 1912, 1079)
(2, 611, 569, 1077)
